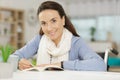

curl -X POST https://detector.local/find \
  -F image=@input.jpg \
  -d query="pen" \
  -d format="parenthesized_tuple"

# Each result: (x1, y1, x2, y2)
(29, 61, 35, 67)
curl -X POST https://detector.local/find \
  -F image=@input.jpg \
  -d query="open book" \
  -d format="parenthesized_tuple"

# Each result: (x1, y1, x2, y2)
(22, 65, 64, 71)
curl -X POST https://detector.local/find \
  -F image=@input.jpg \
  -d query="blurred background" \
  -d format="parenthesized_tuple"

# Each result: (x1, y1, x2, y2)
(0, 0, 120, 69)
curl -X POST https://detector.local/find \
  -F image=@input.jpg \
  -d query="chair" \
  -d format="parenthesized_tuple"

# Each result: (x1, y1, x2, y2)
(97, 48, 119, 71)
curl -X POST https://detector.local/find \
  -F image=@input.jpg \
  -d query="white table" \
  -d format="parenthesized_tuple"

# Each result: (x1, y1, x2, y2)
(1, 71, 120, 80)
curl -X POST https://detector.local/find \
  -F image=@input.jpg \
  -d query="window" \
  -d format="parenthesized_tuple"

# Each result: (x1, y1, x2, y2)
(71, 16, 120, 41)
(71, 18, 96, 41)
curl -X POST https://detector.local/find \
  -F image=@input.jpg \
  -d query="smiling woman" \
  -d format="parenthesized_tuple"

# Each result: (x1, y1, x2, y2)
(11, 1, 107, 71)
(38, 10, 65, 45)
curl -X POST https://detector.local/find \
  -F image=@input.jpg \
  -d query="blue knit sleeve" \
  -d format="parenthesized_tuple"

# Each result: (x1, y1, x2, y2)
(13, 34, 41, 59)
(63, 36, 107, 71)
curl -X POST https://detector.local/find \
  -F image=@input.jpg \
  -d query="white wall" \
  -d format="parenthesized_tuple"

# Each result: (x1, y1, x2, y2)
(59, 0, 120, 18)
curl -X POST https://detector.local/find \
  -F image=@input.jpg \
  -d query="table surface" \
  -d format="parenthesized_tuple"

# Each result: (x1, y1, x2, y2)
(1, 71, 120, 80)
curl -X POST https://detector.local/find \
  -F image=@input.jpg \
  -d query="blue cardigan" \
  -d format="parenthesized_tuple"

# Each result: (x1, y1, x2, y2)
(13, 34, 107, 71)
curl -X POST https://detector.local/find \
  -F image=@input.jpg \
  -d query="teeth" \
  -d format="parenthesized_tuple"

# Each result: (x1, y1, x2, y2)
(49, 33, 53, 36)
(50, 33, 54, 36)
(49, 32, 55, 35)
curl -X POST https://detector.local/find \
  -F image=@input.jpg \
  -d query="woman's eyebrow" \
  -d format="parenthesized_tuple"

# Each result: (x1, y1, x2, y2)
(40, 21, 45, 23)
(40, 17, 57, 23)
(50, 17, 57, 21)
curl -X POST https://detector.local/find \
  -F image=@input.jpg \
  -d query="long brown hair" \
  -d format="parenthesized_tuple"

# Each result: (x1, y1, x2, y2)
(37, 1, 79, 36)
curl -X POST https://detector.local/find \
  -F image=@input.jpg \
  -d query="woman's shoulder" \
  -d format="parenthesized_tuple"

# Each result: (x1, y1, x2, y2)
(32, 34, 42, 40)
(71, 35, 87, 46)
(27, 34, 42, 44)
(35, 34, 42, 38)
(72, 35, 83, 43)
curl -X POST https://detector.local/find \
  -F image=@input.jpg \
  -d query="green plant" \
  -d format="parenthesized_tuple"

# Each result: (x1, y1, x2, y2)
(90, 27, 96, 41)
(31, 58, 36, 66)
(0, 44, 15, 62)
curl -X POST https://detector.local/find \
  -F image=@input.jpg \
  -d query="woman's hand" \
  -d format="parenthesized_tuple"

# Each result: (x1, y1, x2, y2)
(18, 58, 33, 70)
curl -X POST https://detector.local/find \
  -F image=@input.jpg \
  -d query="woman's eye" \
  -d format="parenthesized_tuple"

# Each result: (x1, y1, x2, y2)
(52, 19, 56, 23)
(41, 22, 46, 26)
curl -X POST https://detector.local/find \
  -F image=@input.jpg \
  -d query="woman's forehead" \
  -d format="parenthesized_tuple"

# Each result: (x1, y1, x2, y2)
(39, 10, 60, 21)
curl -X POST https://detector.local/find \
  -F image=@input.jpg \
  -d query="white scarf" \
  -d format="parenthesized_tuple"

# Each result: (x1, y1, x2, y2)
(36, 28, 72, 65)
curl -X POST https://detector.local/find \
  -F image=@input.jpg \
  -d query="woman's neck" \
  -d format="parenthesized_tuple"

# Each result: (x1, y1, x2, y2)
(53, 34, 63, 46)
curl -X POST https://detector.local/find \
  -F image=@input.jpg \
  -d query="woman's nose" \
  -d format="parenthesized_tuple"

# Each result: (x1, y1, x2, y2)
(47, 24, 52, 31)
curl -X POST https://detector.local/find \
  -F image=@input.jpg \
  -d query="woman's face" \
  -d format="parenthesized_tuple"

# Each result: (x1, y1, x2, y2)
(39, 9, 65, 44)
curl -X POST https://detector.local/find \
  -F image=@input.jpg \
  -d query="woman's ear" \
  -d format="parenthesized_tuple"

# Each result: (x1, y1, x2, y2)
(62, 16, 65, 26)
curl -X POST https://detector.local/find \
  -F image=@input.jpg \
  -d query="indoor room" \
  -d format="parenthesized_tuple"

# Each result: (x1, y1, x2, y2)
(0, 0, 120, 79)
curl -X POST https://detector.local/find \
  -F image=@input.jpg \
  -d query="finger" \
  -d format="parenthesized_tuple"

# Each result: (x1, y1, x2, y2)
(19, 62, 32, 68)
(18, 59, 32, 70)
(19, 59, 33, 69)
(20, 59, 31, 66)
(19, 64, 32, 70)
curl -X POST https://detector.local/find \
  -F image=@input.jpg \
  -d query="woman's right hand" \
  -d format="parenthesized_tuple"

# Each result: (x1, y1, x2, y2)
(18, 58, 33, 70)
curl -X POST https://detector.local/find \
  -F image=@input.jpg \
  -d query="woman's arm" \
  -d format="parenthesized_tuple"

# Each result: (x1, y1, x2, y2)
(63, 37, 107, 71)
(13, 34, 41, 59)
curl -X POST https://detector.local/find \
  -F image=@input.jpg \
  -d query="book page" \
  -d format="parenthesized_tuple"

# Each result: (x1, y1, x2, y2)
(22, 67, 42, 72)
(22, 65, 63, 72)
(43, 65, 63, 71)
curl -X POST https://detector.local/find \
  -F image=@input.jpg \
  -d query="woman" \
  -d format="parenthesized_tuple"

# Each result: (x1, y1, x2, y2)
(13, 1, 107, 71)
